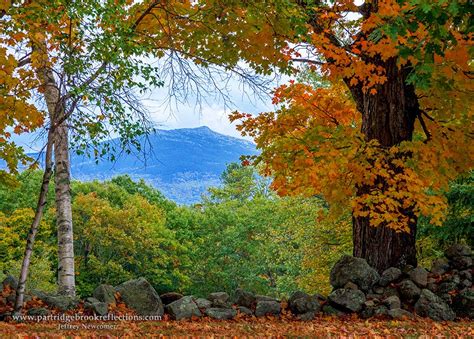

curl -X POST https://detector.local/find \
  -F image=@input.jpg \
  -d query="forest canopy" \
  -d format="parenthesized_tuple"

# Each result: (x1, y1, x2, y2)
(1, 165, 471, 298)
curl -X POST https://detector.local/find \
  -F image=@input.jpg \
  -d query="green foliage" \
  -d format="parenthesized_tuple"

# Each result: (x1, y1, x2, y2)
(417, 171, 474, 266)
(0, 253, 57, 293)
(207, 163, 272, 202)
(6, 165, 469, 297)
(0, 170, 55, 214)
(0, 207, 56, 292)
(110, 175, 176, 212)
(181, 163, 348, 297)
(0, 172, 189, 297)
(71, 181, 189, 297)
(380, 0, 473, 89)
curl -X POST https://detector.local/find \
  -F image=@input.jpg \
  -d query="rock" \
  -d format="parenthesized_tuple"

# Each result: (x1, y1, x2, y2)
(298, 311, 316, 321)
(85, 297, 100, 304)
(255, 300, 281, 317)
(328, 288, 366, 313)
(205, 307, 237, 320)
(364, 300, 376, 308)
(255, 295, 279, 303)
(233, 289, 256, 309)
(409, 267, 428, 287)
(366, 294, 381, 301)
(379, 267, 402, 287)
(398, 279, 421, 302)
(237, 306, 253, 316)
(452, 290, 474, 318)
(165, 296, 201, 320)
(344, 282, 359, 290)
(115, 277, 163, 316)
(414, 289, 455, 321)
(208, 292, 230, 308)
(437, 281, 458, 294)
(388, 308, 414, 319)
(383, 295, 401, 310)
(381, 286, 399, 299)
(160, 292, 183, 305)
(42, 294, 79, 311)
(431, 258, 450, 276)
(314, 294, 326, 303)
(438, 293, 452, 304)
(402, 265, 415, 276)
(373, 286, 384, 294)
(288, 291, 307, 304)
(85, 301, 108, 316)
(288, 291, 320, 315)
(322, 304, 345, 316)
(194, 298, 212, 309)
(451, 274, 461, 284)
(2, 275, 18, 290)
(0, 311, 11, 321)
(27, 307, 50, 316)
(451, 256, 473, 270)
(427, 283, 438, 293)
(460, 269, 472, 281)
(93, 284, 116, 306)
(6, 294, 16, 304)
(374, 305, 389, 316)
(445, 244, 471, 259)
(360, 305, 388, 318)
(330, 255, 379, 292)
(359, 308, 373, 319)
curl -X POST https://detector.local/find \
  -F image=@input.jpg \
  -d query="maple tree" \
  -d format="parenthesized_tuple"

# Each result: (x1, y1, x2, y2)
(226, 0, 473, 271)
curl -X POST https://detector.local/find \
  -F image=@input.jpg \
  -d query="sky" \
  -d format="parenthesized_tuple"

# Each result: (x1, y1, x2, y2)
(12, 66, 286, 152)
(9, 1, 363, 152)
(140, 73, 278, 139)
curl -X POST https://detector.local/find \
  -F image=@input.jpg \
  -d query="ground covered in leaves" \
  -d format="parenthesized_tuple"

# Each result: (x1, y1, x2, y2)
(1, 316, 472, 337)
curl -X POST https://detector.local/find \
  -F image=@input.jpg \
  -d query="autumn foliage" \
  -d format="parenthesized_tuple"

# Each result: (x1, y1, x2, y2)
(229, 0, 473, 241)
(230, 77, 472, 233)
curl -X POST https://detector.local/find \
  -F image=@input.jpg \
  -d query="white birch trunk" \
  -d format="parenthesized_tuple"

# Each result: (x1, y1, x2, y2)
(40, 64, 76, 296)
(13, 128, 54, 313)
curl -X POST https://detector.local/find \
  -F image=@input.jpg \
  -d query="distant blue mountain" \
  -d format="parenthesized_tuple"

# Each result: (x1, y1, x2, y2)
(70, 126, 258, 204)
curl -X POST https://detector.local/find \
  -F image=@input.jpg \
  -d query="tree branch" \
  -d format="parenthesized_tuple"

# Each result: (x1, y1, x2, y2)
(417, 113, 431, 143)
(291, 58, 325, 66)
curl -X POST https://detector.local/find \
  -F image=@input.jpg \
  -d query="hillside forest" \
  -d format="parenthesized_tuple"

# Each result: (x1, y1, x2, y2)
(1, 165, 472, 299)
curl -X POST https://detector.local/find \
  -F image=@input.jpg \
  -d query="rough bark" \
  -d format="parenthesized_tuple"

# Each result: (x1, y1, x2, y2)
(348, 58, 420, 272)
(13, 129, 54, 314)
(298, 0, 422, 271)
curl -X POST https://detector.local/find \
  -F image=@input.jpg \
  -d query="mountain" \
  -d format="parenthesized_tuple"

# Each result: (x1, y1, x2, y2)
(70, 126, 258, 204)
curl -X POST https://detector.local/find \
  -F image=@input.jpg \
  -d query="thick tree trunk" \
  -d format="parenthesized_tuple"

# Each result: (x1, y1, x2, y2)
(40, 64, 76, 296)
(348, 58, 420, 272)
(352, 215, 418, 272)
(13, 129, 54, 314)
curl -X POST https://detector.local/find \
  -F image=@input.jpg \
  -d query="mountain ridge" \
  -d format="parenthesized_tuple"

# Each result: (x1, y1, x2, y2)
(69, 126, 258, 204)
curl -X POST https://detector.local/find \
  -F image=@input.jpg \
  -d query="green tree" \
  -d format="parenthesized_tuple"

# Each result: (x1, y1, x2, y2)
(72, 184, 189, 297)
(207, 163, 271, 203)
(183, 164, 348, 296)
